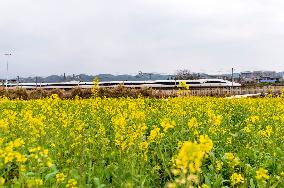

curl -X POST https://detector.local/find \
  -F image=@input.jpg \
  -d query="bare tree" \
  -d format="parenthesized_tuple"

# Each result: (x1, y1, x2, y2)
(174, 69, 199, 80)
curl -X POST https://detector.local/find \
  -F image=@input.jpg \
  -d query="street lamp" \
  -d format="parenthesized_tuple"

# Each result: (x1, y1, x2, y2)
(3, 53, 12, 90)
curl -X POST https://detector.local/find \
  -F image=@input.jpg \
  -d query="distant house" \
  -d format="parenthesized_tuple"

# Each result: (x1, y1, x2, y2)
(258, 77, 279, 83)
(241, 71, 281, 83)
(240, 71, 255, 82)
(241, 71, 253, 78)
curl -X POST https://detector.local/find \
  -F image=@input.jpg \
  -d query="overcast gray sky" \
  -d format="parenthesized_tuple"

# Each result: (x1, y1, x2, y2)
(1, 0, 284, 77)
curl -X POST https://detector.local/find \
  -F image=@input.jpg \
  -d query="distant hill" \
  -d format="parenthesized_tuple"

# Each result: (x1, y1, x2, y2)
(12, 73, 172, 83)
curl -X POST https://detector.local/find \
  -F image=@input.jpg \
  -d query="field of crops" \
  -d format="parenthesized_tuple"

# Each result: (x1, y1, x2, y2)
(0, 95, 284, 187)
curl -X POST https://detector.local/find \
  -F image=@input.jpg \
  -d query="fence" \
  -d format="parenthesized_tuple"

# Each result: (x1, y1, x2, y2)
(153, 86, 284, 97)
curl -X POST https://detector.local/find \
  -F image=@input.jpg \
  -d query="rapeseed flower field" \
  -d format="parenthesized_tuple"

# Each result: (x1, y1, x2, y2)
(0, 95, 284, 187)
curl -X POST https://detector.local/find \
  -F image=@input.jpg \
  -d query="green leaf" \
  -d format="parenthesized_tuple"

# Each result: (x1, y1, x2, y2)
(270, 181, 280, 188)
(250, 178, 255, 188)
(45, 170, 59, 181)
(94, 177, 106, 188)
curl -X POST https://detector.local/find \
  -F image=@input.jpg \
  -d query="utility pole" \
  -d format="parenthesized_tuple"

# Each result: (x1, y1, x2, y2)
(36, 76, 38, 88)
(17, 76, 20, 87)
(149, 73, 152, 80)
(231, 68, 234, 95)
(232, 68, 234, 86)
(3, 53, 12, 90)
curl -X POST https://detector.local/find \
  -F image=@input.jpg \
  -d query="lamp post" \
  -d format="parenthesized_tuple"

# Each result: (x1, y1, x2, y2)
(3, 53, 12, 90)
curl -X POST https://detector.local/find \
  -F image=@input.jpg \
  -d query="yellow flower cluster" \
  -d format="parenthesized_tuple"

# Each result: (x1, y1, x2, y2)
(179, 81, 189, 90)
(188, 117, 199, 129)
(161, 118, 176, 132)
(215, 160, 223, 171)
(258, 125, 273, 138)
(224, 152, 234, 161)
(148, 127, 164, 143)
(230, 173, 244, 186)
(112, 113, 147, 151)
(26, 178, 43, 188)
(66, 179, 77, 188)
(0, 177, 5, 186)
(0, 138, 27, 164)
(169, 135, 213, 187)
(256, 168, 270, 180)
(29, 146, 53, 167)
(174, 135, 213, 175)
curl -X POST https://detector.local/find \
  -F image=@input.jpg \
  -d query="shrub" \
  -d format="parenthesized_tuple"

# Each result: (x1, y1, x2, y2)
(29, 89, 49, 99)
(70, 87, 92, 99)
(48, 89, 64, 99)
(7, 88, 29, 100)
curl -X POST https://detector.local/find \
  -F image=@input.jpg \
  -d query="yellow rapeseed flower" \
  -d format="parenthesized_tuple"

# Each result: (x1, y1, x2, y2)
(160, 118, 176, 132)
(256, 168, 269, 180)
(200, 184, 209, 188)
(148, 127, 163, 142)
(179, 81, 189, 90)
(66, 179, 77, 188)
(167, 182, 176, 188)
(15, 153, 27, 163)
(0, 138, 4, 145)
(199, 135, 213, 153)
(171, 169, 181, 176)
(13, 138, 25, 148)
(0, 177, 5, 186)
(230, 173, 244, 186)
(187, 174, 199, 184)
(19, 165, 26, 172)
(174, 135, 213, 174)
(224, 153, 234, 161)
(26, 178, 43, 188)
(188, 118, 199, 129)
(139, 141, 148, 151)
(56, 173, 66, 183)
(215, 160, 223, 171)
